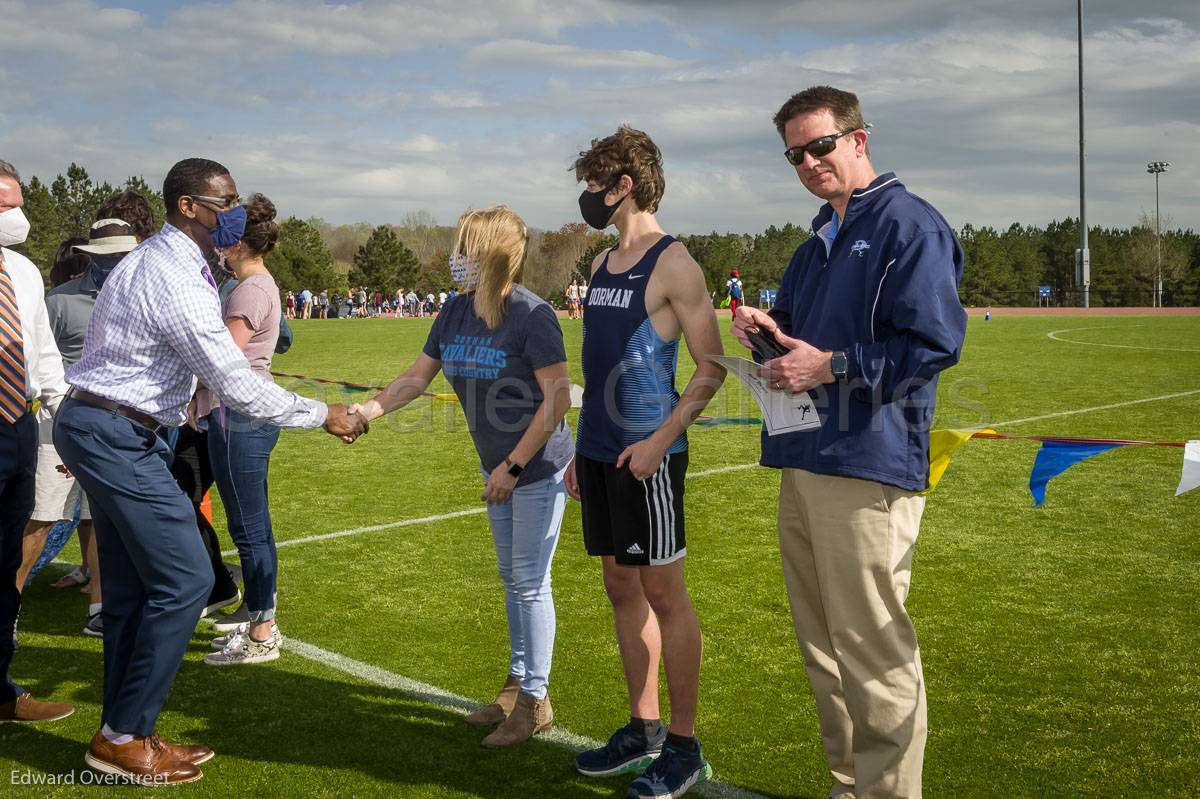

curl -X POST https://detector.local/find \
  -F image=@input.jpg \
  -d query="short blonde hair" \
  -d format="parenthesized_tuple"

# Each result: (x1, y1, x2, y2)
(452, 205, 529, 330)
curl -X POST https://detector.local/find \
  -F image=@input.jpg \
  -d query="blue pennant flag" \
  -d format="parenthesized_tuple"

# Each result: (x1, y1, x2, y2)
(1028, 441, 1124, 506)
(26, 494, 82, 586)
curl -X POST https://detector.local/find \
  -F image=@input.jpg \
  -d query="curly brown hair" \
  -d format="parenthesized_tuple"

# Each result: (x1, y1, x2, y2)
(572, 125, 665, 213)
(96, 190, 156, 242)
(239, 193, 279, 256)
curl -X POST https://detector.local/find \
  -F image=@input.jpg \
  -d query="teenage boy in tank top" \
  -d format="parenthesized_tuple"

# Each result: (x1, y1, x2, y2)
(565, 126, 726, 799)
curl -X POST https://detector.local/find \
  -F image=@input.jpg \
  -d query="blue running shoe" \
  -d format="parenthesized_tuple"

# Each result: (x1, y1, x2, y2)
(576, 722, 666, 777)
(625, 740, 712, 799)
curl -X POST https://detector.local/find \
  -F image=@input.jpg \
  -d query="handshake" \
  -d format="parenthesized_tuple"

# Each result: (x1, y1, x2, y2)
(322, 403, 370, 443)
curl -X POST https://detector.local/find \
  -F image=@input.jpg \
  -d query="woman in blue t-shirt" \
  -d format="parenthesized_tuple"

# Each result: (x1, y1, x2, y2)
(353, 206, 574, 748)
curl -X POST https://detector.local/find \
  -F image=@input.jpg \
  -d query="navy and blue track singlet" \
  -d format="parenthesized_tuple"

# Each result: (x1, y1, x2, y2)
(576, 235, 688, 463)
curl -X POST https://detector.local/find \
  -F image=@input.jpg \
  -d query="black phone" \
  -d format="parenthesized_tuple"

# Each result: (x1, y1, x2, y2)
(747, 327, 788, 360)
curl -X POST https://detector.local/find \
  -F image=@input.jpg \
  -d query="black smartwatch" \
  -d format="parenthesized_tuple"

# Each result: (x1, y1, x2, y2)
(504, 457, 524, 478)
(830, 351, 848, 382)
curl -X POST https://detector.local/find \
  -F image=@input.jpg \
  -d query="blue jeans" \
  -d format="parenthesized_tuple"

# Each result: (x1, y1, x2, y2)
(484, 466, 567, 699)
(208, 408, 280, 622)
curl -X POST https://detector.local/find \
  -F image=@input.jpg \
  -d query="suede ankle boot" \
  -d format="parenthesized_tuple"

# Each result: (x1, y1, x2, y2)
(481, 691, 553, 748)
(464, 674, 521, 726)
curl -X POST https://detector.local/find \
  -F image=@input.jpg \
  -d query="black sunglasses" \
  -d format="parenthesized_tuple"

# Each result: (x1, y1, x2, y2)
(783, 129, 856, 165)
(188, 194, 242, 211)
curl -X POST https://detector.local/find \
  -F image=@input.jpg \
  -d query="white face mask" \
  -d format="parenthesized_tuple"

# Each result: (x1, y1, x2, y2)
(449, 253, 480, 290)
(0, 207, 30, 247)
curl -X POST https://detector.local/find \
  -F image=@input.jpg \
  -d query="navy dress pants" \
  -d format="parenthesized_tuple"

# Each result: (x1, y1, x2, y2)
(0, 412, 36, 704)
(54, 397, 213, 735)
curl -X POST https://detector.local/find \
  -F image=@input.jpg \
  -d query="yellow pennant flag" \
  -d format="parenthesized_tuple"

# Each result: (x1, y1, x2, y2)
(923, 428, 995, 494)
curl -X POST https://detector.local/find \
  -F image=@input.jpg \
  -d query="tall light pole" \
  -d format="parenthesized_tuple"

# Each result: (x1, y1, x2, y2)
(1147, 161, 1170, 307)
(1076, 0, 1090, 308)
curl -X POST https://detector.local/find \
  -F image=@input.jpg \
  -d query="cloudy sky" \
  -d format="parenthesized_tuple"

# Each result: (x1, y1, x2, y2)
(3, 0, 1197, 234)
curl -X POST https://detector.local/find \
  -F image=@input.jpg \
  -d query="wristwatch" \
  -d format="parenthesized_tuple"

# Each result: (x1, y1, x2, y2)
(830, 351, 848, 382)
(504, 457, 524, 478)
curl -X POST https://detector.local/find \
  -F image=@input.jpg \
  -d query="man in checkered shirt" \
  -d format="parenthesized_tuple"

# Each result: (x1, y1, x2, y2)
(54, 158, 366, 785)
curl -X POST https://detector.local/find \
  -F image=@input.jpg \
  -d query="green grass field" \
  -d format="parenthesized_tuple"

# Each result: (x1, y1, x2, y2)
(3, 313, 1198, 798)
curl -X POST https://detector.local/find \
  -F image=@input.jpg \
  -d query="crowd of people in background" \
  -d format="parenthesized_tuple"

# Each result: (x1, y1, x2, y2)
(284, 286, 457, 319)
(283, 275, 759, 323)
(284, 274, 745, 325)
(564, 277, 588, 319)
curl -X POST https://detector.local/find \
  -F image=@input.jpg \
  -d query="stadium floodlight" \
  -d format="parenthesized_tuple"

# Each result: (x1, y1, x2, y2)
(1076, 0, 1089, 308)
(1146, 161, 1170, 308)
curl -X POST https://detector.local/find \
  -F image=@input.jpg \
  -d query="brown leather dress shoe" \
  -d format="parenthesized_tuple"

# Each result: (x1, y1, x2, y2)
(85, 731, 203, 785)
(150, 732, 215, 765)
(0, 692, 75, 723)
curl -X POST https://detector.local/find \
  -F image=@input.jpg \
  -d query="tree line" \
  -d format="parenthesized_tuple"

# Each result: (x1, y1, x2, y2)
(13, 163, 1199, 307)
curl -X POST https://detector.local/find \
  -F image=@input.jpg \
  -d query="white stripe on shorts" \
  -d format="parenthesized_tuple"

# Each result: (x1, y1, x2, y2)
(643, 461, 660, 560)
(647, 457, 680, 565)
(656, 460, 670, 560)
(657, 459, 671, 561)
(661, 458, 677, 560)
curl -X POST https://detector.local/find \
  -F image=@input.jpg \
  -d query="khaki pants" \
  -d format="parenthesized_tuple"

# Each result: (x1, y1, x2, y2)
(778, 469, 927, 799)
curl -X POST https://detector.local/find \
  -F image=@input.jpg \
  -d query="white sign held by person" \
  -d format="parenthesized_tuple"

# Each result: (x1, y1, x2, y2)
(709, 355, 821, 436)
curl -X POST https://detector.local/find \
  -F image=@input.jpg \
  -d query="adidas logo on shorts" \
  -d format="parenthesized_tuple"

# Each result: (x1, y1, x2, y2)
(626, 543, 644, 555)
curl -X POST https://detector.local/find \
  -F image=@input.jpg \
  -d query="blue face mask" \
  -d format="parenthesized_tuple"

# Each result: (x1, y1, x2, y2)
(89, 254, 125, 289)
(209, 204, 246, 248)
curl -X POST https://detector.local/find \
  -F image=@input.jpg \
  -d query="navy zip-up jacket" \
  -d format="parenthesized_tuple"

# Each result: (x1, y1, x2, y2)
(762, 172, 967, 491)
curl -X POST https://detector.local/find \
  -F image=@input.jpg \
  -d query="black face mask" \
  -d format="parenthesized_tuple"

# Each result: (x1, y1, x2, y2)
(579, 179, 625, 230)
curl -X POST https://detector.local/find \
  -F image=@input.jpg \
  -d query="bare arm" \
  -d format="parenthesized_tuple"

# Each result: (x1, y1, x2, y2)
(616, 246, 727, 479)
(656, 250, 726, 443)
(226, 318, 255, 352)
(358, 353, 442, 420)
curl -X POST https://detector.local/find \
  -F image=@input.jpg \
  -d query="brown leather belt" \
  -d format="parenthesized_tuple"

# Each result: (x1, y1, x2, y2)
(67, 388, 162, 430)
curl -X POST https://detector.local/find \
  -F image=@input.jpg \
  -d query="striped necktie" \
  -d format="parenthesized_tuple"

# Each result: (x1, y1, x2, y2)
(0, 257, 27, 423)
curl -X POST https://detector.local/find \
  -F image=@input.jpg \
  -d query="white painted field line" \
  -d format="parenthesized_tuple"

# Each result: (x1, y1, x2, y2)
(1047, 326, 1200, 353)
(988, 387, 1200, 428)
(688, 463, 760, 478)
(285, 638, 769, 799)
(272, 507, 486, 549)
(222, 507, 487, 557)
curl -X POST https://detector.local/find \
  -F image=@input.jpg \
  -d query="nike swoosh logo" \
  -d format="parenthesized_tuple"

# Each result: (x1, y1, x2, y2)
(628, 273, 646, 280)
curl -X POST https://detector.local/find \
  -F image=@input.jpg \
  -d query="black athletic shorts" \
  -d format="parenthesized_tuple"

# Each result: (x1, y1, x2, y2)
(578, 451, 688, 566)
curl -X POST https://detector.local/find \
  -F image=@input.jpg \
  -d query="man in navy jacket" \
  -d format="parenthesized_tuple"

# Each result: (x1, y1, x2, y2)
(733, 86, 966, 799)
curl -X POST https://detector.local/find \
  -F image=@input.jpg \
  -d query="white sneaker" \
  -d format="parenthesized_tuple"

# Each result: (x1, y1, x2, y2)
(204, 625, 281, 666)
(210, 622, 247, 650)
